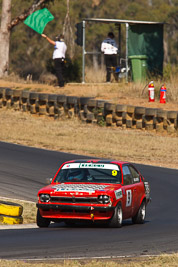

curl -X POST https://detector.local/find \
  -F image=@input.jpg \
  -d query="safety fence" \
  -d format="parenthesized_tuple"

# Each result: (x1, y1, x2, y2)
(0, 87, 178, 134)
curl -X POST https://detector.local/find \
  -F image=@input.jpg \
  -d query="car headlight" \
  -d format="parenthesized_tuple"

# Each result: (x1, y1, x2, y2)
(40, 194, 50, 203)
(98, 195, 110, 204)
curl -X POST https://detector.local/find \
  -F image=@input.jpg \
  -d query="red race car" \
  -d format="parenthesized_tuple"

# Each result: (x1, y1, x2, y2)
(36, 159, 150, 228)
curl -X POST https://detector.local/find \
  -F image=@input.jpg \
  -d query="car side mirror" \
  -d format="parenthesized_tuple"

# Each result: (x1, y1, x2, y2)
(46, 178, 53, 184)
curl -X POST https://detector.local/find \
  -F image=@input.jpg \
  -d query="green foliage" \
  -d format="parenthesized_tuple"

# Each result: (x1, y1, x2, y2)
(0, 0, 177, 82)
(64, 57, 82, 83)
(46, 56, 82, 83)
(163, 63, 172, 81)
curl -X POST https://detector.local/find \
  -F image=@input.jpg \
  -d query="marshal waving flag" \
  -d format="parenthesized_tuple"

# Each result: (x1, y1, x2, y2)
(24, 8, 54, 34)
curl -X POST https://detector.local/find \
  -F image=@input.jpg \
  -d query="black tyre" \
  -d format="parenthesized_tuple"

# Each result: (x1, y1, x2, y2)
(116, 104, 127, 112)
(87, 99, 97, 108)
(67, 96, 78, 105)
(132, 201, 146, 224)
(127, 105, 135, 114)
(78, 97, 92, 106)
(39, 93, 48, 102)
(109, 203, 123, 228)
(167, 111, 178, 120)
(104, 102, 116, 112)
(5, 88, 13, 97)
(135, 106, 145, 115)
(13, 90, 22, 98)
(22, 91, 30, 99)
(145, 108, 157, 117)
(36, 209, 50, 228)
(97, 100, 106, 109)
(57, 95, 67, 104)
(29, 92, 39, 100)
(48, 94, 57, 102)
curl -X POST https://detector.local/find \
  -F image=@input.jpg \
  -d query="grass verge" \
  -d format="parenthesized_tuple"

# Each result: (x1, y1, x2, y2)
(0, 109, 177, 169)
(0, 254, 178, 266)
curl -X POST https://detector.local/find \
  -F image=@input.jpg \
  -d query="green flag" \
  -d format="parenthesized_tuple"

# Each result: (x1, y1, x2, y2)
(24, 8, 54, 34)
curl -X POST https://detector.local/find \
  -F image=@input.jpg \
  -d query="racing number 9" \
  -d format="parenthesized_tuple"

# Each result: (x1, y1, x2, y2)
(126, 189, 132, 207)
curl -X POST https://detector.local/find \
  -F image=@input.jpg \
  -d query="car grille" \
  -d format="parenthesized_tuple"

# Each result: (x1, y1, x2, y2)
(50, 196, 98, 204)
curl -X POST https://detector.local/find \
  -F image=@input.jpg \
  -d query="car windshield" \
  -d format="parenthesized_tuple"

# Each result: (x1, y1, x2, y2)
(54, 163, 121, 184)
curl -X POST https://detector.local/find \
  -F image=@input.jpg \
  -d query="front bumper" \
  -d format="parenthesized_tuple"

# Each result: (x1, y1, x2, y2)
(37, 203, 114, 212)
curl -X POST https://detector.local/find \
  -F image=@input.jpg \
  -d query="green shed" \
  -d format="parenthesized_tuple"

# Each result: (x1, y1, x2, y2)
(128, 23, 164, 78)
(81, 18, 164, 82)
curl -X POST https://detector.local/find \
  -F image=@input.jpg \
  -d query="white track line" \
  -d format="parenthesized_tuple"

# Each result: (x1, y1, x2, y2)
(0, 223, 38, 230)
(5, 254, 166, 261)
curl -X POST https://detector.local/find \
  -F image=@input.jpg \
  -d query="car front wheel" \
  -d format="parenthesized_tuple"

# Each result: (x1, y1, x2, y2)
(132, 200, 146, 224)
(109, 203, 123, 228)
(36, 208, 50, 228)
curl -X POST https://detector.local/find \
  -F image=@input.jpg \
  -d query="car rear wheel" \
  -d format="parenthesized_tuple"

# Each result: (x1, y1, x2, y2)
(132, 200, 146, 224)
(36, 208, 50, 228)
(109, 203, 123, 228)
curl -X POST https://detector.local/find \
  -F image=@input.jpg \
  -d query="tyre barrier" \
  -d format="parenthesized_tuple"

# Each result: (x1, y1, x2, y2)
(78, 97, 93, 122)
(114, 104, 127, 128)
(104, 102, 116, 126)
(0, 201, 23, 225)
(144, 108, 157, 131)
(29, 92, 39, 114)
(66, 96, 78, 118)
(96, 100, 106, 125)
(55, 94, 67, 118)
(126, 105, 135, 129)
(38, 93, 48, 116)
(5, 88, 13, 109)
(167, 111, 178, 133)
(0, 215, 23, 225)
(155, 109, 167, 133)
(47, 94, 57, 117)
(134, 106, 146, 129)
(21, 91, 30, 112)
(0, 87, 5, 108)
(0, 87, 177, 135)
(12, 90, 22, 111)
(86, 99, 97, 123)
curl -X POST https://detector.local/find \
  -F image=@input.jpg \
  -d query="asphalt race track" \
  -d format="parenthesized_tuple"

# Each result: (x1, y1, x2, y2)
(0, 141, 178, 260)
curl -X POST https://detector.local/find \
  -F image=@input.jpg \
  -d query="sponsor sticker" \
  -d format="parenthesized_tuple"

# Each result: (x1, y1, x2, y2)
(112, 170, 117, 176)
(62, 163, 119, 170)
(52, 183, 107, 193)
(79, 163, 105, 168)
(115, 189, 122, 200)
(66, 165, 70, 168)
(133, 177, 139, 182)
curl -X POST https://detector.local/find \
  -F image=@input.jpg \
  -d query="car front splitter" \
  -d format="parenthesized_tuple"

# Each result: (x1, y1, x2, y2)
(36, 203, 114, 212)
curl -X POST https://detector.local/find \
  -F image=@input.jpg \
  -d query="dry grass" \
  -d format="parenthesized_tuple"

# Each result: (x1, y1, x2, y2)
(0, 254, 178, 266)
(0, 109, 178, 169)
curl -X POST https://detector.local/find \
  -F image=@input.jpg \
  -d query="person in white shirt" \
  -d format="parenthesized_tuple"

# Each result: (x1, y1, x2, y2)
(41, 33, 67, 87)
(101, 32, 118, 83)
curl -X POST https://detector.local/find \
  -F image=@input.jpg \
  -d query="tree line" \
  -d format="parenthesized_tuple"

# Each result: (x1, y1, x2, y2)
(0, 0, 177, 82)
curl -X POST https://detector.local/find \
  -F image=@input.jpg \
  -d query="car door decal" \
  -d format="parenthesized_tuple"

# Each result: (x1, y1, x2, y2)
(126, 189, 132, 207)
